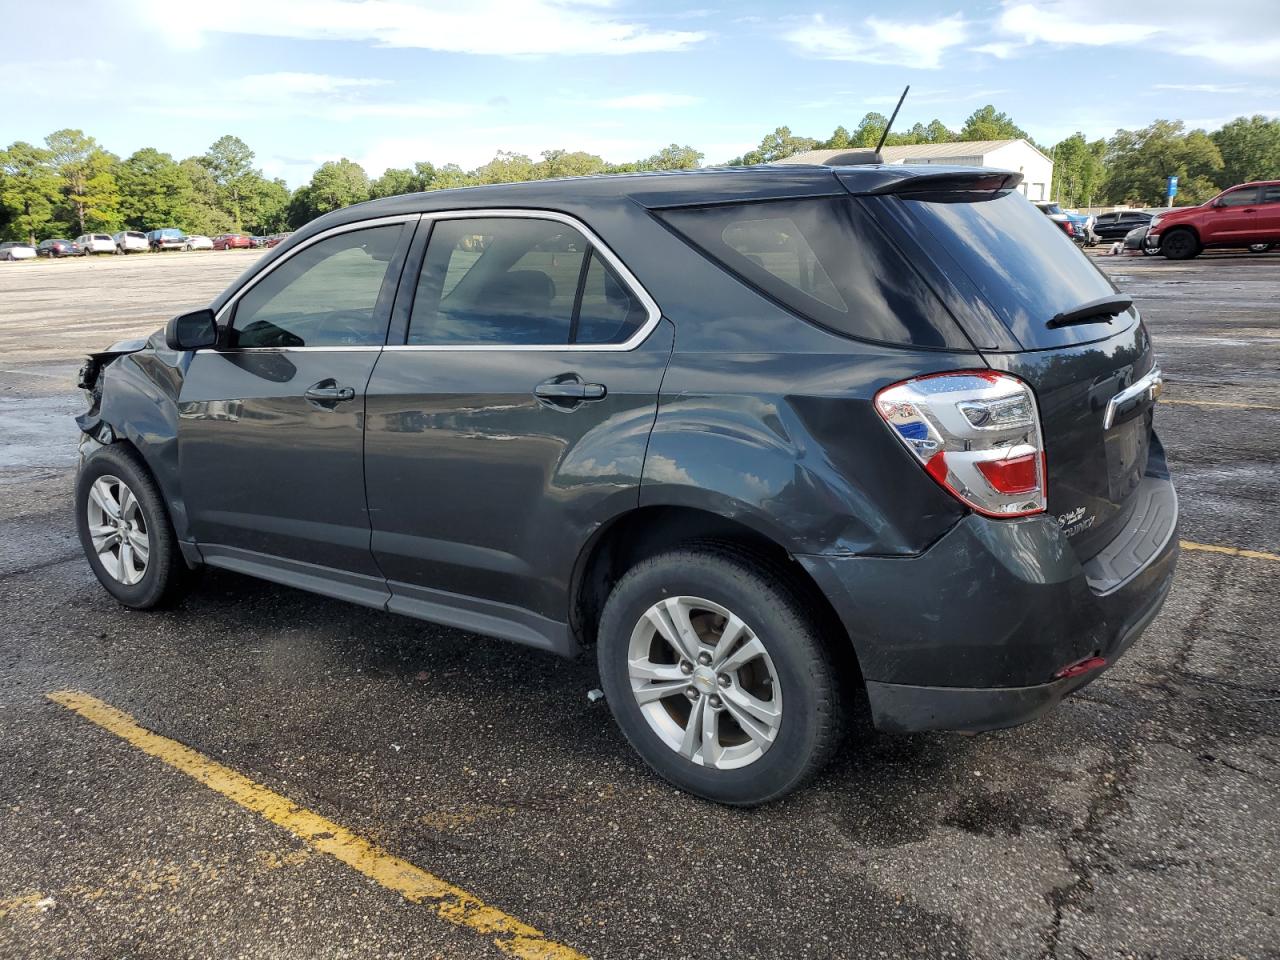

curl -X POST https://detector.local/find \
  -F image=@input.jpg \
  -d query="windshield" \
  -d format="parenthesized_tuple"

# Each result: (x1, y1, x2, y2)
(871, 191, 1127, 349)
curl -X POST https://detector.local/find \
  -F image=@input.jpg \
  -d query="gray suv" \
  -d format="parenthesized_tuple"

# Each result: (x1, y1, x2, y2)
(75, 165, 1178, 805)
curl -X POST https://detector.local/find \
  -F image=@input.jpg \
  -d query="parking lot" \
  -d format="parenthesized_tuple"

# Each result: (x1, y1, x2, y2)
(1, 249, 1277, 959)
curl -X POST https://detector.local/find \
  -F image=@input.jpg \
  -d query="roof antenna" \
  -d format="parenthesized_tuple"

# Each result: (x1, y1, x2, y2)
(819, 84, 910, 166)
(875, 84, 910, 156)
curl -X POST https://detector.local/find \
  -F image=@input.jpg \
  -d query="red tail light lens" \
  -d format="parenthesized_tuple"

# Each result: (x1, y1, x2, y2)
(875, 371, 1047, 517)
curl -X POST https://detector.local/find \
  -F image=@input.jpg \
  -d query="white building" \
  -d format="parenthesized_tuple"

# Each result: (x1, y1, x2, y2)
(777, 139, 1054, 202)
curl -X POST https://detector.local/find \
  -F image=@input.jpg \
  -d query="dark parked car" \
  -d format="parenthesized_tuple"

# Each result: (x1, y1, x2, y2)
(147, 228, 188, 252)
(74, 166, 1178, 805)
(1093, 210, 1153, 241)
(37, 238, 82, 257)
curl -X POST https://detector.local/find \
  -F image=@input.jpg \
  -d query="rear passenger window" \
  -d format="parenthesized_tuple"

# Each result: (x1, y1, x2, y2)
(658, 198, 971, 350)
(1261, 185, 1280, 204)
(408, 217, 648, 346)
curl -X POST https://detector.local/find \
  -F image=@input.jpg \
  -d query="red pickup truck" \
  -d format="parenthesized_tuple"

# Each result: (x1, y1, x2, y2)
(1147, 180, 1280, 259)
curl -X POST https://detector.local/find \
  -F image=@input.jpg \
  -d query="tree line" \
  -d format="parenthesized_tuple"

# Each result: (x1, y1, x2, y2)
(2, 106, 1277, 244)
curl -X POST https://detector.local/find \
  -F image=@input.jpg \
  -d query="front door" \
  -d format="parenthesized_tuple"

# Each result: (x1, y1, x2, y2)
(364, 213, 671, 636)
(1205, 186, 1260, 243)
(179, 219, 415, 592)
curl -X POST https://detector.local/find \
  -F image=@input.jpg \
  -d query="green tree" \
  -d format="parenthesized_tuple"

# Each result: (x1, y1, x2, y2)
(537, 149, 608, 178)
(0, 141, 60, 243)
(369, 162, 438, 199)
(925, 119, 955, 143)
(179, 157, 233, 234)
(117, 148, 196, 230)
(294, 158, 370, 221)
(852, 112, 889, 147)
(201, 135, 256, 229)
(959, 105, 1031, 142)
(821, 126, 853, 150)
(1211, 115, 1280, 189)
(44, 129, 121, 234)
(244, 177, 291, 234)
(1102, 120, 1224, 206)
(474, 151, 538, 184)
(640, 144, 703, 170)
(732, 126, 818, 165)
(1050, 133, 1106, 207)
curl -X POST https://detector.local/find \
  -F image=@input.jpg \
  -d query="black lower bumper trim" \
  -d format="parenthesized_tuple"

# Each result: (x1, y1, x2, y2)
(866, 570, 1172, 733)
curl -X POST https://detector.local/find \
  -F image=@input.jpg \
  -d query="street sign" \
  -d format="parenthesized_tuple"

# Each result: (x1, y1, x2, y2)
(1167, 176, 1178, 200)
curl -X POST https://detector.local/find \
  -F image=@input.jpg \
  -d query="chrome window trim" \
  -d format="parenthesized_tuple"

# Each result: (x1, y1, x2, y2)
(212, 213, 421, 328)
(385, 207, 662, 353)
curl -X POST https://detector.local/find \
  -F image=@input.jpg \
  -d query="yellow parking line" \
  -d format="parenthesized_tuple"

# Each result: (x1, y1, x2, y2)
(46, 690, 586, 960)
(1163, 398, 1280, 411)
(1180, 540, 1280, 562)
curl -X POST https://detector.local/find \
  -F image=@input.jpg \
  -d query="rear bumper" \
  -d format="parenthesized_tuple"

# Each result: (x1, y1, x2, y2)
(799, 473, 1178, 733)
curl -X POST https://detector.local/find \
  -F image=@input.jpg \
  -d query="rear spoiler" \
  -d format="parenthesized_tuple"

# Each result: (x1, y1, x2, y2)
(837, 168, 1024, 198)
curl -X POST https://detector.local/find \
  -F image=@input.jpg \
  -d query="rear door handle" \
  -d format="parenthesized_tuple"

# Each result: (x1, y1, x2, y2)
(534, 378, 607, 405)
(305, 381, 356, 403)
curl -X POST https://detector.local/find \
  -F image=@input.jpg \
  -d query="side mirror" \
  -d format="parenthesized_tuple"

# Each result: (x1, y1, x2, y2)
(165, 309, 218, 351)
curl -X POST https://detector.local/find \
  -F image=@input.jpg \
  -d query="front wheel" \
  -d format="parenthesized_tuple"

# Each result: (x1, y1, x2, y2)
(1248, 243, 1272, 253)
(76, 445, 190, 609)
(597, 546, 844, 806)
(1160, 228, 1200, 260)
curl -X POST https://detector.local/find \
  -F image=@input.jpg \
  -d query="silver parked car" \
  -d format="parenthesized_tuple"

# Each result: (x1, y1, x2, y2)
(77, 233, 117, 255)
(0, 242, 37, 261)
(113, 231, 149, 254)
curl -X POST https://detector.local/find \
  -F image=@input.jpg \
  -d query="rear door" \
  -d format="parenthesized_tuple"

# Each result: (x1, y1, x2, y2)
(865, 187, 1159, 560)
(178, 217, 415, 591)
(363, 212, 671, 631)
(1257, 184, 1280, 240)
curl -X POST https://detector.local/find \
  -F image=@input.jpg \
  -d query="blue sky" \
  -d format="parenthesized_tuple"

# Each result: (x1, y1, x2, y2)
(4, 0, 1278, 186)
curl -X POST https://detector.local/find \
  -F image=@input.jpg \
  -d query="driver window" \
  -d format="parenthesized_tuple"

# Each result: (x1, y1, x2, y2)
(231, 224, 403, 348)
(1218, 188, 1259, 208)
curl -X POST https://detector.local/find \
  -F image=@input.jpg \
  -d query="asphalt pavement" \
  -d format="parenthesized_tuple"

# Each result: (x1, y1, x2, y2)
(0, 247, 1277, 960)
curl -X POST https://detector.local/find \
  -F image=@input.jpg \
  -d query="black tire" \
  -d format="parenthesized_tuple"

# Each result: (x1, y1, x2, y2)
(1248, 243, 1272, 253)
(597, 545, 844, 806)
(75, 444, 190, 609)
(1161, 228, 1200, 260)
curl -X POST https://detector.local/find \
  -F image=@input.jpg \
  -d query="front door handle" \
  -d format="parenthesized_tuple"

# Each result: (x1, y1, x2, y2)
(305, 380, 356, 403)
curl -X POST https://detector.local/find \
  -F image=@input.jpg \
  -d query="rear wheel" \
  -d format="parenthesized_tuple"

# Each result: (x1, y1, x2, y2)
(1161, 228, 1200, 260)
(1248, 243, 1273, 253)
(76, 445, 190, 609)
(597, 546, 843, 806)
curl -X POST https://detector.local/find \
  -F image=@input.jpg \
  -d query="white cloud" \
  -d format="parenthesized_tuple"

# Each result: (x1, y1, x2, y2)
(785, 13, 967, 69)
(595, 93, 701, 110)
(978, 1, 1280, 75)
(136, 0, 707, 56)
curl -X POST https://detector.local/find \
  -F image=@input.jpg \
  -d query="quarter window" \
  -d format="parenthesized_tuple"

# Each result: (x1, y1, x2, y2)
(408, 217, 647, 346)
(231, 225, 403, 348)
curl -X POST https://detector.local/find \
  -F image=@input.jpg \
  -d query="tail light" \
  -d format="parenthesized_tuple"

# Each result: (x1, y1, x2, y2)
(875, 371, 1047, 518)
(1063, 221, 1075, 237)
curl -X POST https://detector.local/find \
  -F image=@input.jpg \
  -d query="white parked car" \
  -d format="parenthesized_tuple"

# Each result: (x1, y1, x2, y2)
(185, 234, 214, 251)
(113, 231, 149, 254)
(77, 233, 116, 255)
(0, 242, 37, 261)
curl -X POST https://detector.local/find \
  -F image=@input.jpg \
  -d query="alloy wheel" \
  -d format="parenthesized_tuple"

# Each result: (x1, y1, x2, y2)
(86, 475, 150, 585)
(627, 596, 782, 770)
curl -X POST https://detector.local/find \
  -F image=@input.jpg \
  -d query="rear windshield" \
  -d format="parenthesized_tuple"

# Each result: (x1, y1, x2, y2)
(875, 191, 1124, 349)
(657, 197, 972, 350)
